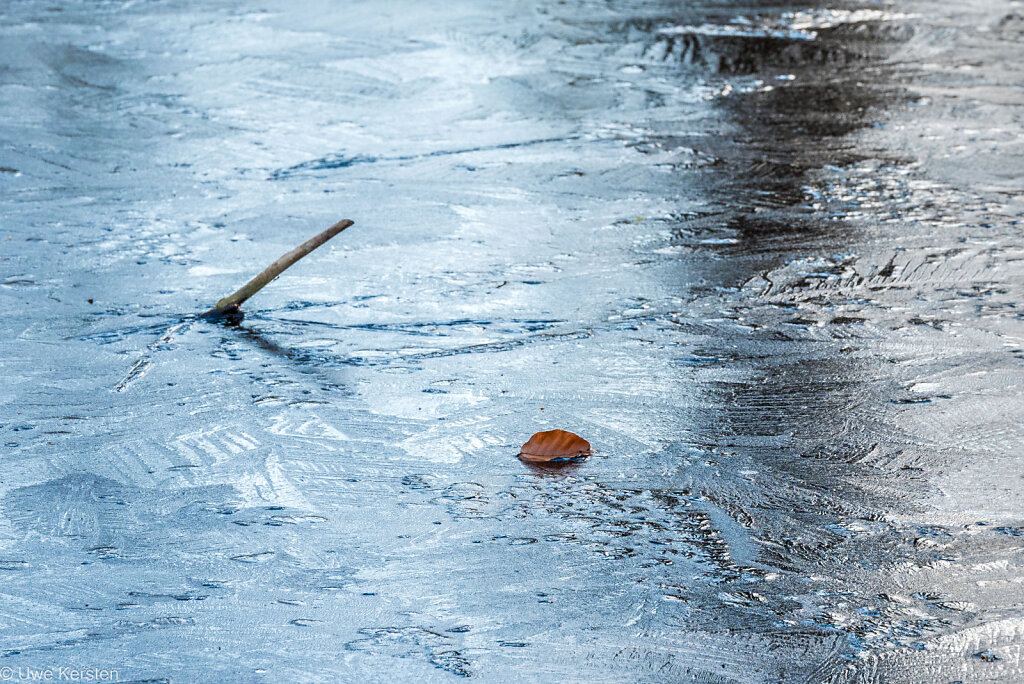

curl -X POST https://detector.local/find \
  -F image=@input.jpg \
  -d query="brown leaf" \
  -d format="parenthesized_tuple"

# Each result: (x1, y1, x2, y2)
(518, 429, 592, 463)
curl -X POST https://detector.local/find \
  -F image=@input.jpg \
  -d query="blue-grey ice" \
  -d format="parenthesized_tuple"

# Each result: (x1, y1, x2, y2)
(2, 0, 1023, 681)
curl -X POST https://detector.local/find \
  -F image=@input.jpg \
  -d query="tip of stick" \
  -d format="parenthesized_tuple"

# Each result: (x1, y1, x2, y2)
(200, 303, 241, 320)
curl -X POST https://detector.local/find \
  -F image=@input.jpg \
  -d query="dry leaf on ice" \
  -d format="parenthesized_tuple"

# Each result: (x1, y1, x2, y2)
(518, 429, 592, 463)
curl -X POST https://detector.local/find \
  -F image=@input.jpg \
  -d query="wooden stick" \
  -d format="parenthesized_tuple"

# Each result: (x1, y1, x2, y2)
(201, 219, 354, 318)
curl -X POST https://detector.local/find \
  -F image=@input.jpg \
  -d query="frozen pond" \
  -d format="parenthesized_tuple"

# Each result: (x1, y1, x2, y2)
(2, 0, 1023, 681)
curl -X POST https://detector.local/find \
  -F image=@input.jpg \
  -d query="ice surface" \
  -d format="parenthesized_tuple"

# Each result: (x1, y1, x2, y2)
(1, 0, 1023, 681)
